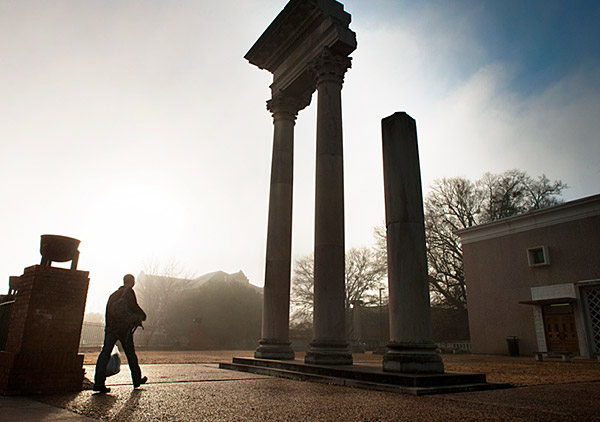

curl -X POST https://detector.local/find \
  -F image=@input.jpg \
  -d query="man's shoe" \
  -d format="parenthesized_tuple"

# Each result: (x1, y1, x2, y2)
(93, 385, 111, 393)
(134, 376, 147, 388)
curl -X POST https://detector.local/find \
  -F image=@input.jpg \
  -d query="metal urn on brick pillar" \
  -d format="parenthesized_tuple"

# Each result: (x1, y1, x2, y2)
(0, 235, 90, 395)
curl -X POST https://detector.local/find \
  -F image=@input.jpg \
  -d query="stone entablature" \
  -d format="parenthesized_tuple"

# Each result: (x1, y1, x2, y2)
(245, 0, 356, 97)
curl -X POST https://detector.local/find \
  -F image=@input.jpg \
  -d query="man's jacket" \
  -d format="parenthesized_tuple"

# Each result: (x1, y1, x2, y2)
(105, 286, 147, 334)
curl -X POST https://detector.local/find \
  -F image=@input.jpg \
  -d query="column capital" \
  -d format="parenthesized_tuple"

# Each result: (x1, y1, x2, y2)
(309, 48, 352, 87)
(267, 90, 313, 122)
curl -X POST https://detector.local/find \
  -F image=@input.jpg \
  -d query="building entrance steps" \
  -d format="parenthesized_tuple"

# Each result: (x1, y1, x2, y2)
(219, 357, 512, 395)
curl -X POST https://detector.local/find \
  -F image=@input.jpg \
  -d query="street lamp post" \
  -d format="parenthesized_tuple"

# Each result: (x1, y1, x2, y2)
(377, 287, 386, 353)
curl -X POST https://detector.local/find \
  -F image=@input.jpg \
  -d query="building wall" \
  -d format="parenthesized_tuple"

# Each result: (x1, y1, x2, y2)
(463, 214, 600, 355)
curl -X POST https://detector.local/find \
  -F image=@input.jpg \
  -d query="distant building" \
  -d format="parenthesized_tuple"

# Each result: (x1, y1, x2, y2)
(190, 270, 263, 293)
(456, 194, 600, 357)
(137, 269, 262, 293)
(134, 269, 262, 348)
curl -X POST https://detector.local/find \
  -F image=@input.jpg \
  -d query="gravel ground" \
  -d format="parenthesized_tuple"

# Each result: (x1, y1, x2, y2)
(39, 350, 598, 421)
(34, 362, 600, 422)
(83, 350, 600, 386)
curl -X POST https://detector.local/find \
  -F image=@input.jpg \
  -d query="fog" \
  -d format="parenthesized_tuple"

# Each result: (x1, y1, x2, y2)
(1, 1, 598, 314)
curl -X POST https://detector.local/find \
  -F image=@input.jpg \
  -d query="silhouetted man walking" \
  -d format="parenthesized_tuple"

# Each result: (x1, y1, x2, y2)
(94, 273, 147, 393)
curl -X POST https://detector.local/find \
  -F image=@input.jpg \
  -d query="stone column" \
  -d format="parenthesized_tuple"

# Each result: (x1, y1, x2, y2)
(381, 112, 444, 373)
(255, 91, 311, 360)
(305, 49, 353, 365)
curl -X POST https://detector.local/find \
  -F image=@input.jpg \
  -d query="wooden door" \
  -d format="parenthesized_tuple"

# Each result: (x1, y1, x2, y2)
(544, 308, 579, 353)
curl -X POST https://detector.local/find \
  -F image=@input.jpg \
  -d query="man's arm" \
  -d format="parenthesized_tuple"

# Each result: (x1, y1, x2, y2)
(128, 289, 147, 321)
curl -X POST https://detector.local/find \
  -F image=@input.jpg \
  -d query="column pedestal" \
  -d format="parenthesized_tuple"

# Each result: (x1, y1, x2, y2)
(305, 342, 352, 365)
(383, 342, 443, 373)
(255, 340, 294, 360)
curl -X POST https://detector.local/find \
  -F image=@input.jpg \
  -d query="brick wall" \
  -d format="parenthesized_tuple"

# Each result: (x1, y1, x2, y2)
(0, 265, 89, 395)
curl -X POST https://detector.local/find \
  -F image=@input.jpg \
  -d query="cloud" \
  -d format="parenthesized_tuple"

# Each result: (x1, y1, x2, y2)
(423, 61, 600, 200)
(344, 6, 600, 197)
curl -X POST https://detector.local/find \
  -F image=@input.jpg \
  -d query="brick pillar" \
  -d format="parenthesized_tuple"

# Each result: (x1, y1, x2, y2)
(0, 265, 89, 395)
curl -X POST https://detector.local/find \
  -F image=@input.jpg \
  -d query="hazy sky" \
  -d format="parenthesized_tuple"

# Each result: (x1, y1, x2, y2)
(1, 0, 599, 314)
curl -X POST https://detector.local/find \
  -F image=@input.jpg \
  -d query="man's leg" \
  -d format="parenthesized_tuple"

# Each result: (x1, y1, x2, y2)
(94, 331, 118, 390)
(120, 330, 144, 386)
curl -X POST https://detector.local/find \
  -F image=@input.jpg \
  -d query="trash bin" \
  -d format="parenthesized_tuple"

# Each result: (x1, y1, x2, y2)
(506, 336, 520, 356)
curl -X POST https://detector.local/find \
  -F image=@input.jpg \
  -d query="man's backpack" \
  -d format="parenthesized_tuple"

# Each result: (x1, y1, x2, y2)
(111, 294, 143, 331)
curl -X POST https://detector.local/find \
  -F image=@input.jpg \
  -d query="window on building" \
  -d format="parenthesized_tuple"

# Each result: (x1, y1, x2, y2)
(527, 246, 550, 266)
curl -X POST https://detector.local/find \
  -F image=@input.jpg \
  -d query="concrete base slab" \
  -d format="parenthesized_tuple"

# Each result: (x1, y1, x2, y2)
(219, 357, 511, 395)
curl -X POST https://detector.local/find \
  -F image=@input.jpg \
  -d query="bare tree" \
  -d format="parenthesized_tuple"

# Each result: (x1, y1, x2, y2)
(425, 170, 566, 309)
(479, 170, 526, 221)
(522, 174, 568, 210)
(479, 170, 568, 221)
(374, 170, 567, 311)
(424, 177, 481, 309)
(290, 247, 386, 324)
(289, 255, 314, 324)
(345, 247, 387, 308)
(136, 259, 196, 344)
(373, 224, 387, 270)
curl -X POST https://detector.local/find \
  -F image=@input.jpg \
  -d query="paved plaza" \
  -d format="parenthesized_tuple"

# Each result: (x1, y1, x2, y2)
(2, 358, 600, 421)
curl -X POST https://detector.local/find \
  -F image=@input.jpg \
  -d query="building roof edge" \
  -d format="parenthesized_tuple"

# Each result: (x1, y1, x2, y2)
(455, 193, 600, 244)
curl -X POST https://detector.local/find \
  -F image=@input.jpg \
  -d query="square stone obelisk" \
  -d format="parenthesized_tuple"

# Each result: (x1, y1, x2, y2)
(381, 112, 443, 374)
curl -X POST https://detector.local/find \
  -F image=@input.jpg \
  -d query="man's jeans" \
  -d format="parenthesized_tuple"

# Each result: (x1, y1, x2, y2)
(94, 329, 142, 387)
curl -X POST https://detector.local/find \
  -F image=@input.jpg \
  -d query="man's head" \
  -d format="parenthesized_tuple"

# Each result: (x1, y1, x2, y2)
(123, 274, 135, 288)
